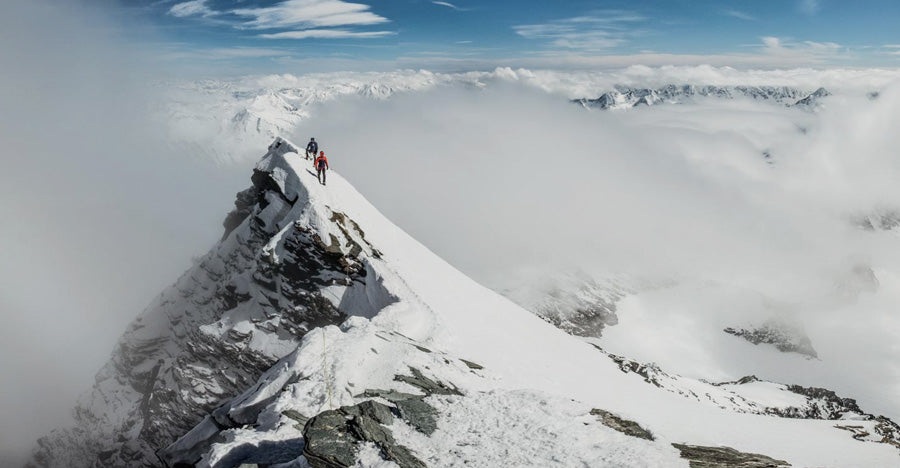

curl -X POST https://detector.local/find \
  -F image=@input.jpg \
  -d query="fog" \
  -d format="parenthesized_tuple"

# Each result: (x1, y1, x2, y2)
(0, 1, 247, 463)
(303, 86, 894, 292)
(300, 83, 900, 420)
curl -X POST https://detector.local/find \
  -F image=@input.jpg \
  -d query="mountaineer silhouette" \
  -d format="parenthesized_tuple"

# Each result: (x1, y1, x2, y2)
(305, 137, 318, 160)
(314, 151, 329, 185)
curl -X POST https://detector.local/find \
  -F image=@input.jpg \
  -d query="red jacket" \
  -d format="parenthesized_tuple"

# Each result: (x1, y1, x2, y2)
(314, 155, 328, 169)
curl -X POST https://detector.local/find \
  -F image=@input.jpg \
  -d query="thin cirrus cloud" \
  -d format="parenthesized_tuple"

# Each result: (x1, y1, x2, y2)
(799, 0, 821, 15)
(167, 0, 394, 40)
(723, 9, 756, 21)
(514, 12, 646, 51)
(759, 36, 843, 63)
(168, 0, 216, 18)
(258, 29, 396, 39)
(761, 36, 841, 54)
(882, 44, 900, 56)
(432, 1, 465, 11)
(159, 47, 291, 61)
(232, 0, 389, 29)
(201, 47, 289, 58)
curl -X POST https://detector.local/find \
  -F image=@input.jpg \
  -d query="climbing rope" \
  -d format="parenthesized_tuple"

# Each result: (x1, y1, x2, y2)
(321, 329, 335, 410)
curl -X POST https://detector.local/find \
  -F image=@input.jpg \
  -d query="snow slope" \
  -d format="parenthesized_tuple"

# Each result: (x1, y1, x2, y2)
(31, 139, 900, 468)
(263, 146, 897, 468)
(172, 142, 899, 466)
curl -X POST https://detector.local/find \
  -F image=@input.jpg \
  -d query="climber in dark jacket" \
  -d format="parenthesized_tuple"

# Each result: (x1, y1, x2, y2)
(314, 151, 329, 185)
(306, 138, 318, 160)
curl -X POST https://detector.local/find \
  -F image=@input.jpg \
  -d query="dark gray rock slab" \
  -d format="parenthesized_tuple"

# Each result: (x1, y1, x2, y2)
(672, 443, 791, 468)
(590, 409, 654, 440)
(394, 367, 462, 396)
(303, 411, 358, 468)
(459, 359, 483, 370)
(302, 400, 427, 468)
(394, 398, 438, 436)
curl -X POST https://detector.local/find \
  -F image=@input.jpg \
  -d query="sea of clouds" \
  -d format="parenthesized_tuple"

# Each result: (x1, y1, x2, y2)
(298, 81, 900, 422)
(4, 0, 900, 464)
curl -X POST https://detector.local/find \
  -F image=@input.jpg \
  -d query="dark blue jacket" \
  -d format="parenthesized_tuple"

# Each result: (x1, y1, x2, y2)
(307, 140, 318, 153)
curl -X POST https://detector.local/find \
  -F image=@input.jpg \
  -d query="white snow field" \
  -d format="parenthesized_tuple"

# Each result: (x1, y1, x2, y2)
(165, 140, 897, 467)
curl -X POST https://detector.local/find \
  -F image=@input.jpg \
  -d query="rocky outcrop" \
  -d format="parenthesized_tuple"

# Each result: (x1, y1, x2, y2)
(590, 409, 654, 440)
(303, 400, 425, 468)
(855, 209, 900, 231)
(793, 87, 831, 108)
(301, 366, 463, 468)
(874, 417, 900, 449)
(672, 444, 791, 468)
(504, 275, 631, 338)
(608, 355, 664, 387)
(393, 367, 463, 397)
(28, 139, 389, 468)
(834, 417, 900, 449)
(775, 384, 863, 419)
(724, 318, 818, 358)
(537, 295, 621, 338)
(592, 346, 900, 452)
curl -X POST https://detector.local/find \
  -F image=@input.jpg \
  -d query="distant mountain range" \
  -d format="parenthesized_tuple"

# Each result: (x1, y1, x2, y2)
(159, 70, 849, 164)
(573, 85, 832, 110)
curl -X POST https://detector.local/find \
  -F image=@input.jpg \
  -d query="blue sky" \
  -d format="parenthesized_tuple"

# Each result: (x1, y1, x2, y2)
(115, 0, 900, 73)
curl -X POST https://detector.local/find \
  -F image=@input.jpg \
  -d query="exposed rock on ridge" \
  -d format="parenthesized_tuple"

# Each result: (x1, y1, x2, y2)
(724, 318, 818, 358)
(672, 444, 791, 468)
(28, 138, 390, 468)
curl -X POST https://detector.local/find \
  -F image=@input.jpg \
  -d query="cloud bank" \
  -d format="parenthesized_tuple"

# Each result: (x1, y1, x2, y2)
(296, 78, 900, 420)
(0, 0, 248, 463)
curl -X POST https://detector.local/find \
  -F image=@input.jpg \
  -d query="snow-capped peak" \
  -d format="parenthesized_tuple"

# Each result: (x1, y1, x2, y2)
(30, 139, 900, 468)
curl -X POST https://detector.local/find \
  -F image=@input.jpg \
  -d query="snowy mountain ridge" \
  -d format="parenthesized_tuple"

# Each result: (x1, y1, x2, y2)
(572, 85, 831, 110)
(30, 138, 900, 468)
(29, 138, 391, 467)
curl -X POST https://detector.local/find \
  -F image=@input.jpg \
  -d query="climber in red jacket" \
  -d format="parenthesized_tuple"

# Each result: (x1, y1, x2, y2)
(314, 151, 329, 185)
